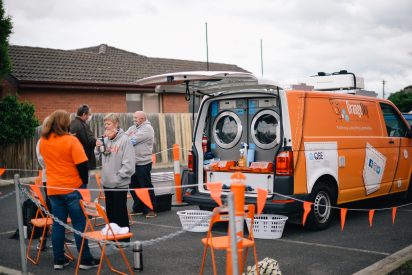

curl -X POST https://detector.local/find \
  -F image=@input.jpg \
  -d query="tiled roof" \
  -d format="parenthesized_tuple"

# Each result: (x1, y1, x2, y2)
(8, 44, 248, 85)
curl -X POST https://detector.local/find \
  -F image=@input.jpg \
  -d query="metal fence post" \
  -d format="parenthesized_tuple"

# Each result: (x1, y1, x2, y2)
(14, 174, 28, 275)
(227, 192, 239, 275)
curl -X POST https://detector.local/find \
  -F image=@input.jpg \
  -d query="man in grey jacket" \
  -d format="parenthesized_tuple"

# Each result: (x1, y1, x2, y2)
(126, 111, 157, 218)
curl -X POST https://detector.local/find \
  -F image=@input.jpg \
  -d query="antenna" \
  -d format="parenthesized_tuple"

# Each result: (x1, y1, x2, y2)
(205, 22, 209, 71)
(260, 39, 264, 77)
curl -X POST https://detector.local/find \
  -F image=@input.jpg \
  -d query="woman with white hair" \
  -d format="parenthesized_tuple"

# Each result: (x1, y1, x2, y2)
(95, 113, 135, 236)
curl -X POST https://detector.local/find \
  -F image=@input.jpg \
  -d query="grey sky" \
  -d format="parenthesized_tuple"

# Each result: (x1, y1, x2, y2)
(4, 0, 412, 97)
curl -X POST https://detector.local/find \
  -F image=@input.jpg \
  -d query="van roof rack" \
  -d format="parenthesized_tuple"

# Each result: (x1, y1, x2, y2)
(299, 70, 365, 91)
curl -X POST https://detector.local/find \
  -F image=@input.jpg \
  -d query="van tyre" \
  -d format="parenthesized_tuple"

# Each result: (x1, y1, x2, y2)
(306, 182, 335, 230)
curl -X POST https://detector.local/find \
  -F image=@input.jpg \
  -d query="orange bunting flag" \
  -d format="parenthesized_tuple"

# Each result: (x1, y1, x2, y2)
(29, 184, 44, 203)
(0, 168, 5, 176)
(134, 188, 153, 210)
(302, 201, 313, 226)
(206, 182, 223, 206)
(34, 177, 42, 186)
(78, 189, 91, 202)
(340, 208, 348, 231)
(257, 188, 268, 215)
(369, 209, 375, 227)
(152, 154, 156, 165)
(392, 207, 397, 225)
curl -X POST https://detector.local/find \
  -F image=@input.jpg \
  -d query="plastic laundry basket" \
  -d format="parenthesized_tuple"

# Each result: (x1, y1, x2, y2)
(247, 214, 288, 239)
(177, 210, 212, 232)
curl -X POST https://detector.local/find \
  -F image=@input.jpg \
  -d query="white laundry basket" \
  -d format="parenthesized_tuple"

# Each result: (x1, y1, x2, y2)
(177, 210, 212, 232)
(247, 214, 288, 239)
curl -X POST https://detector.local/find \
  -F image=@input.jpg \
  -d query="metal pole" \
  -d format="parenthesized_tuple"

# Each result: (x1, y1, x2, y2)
(382, 80, 386, 99)
(205, 22, 209, 71)
(260, 39, 264, 77)
(14, 174, 28, 275)
(227, 192, 239, 275)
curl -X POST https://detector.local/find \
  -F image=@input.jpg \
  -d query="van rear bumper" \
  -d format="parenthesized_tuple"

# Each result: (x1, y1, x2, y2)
(183, 192, 307, 216)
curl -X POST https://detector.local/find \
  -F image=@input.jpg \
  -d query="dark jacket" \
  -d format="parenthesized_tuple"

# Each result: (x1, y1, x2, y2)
(70, 117, 97, 168)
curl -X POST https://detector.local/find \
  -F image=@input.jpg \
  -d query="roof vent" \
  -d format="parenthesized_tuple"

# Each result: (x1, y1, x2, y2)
(98, 44, 107, 54)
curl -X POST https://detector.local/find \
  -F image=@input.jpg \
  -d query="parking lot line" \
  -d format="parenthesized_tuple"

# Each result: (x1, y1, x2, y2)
(275, 239, 390, 256)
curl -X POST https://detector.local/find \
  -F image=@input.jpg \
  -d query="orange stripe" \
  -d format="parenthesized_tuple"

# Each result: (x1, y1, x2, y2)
(271, 199, 295, 203)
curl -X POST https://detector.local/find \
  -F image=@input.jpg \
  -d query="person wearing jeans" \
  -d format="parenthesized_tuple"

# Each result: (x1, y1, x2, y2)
(49, 191, 95, 268)
(39, 110, 98, 270)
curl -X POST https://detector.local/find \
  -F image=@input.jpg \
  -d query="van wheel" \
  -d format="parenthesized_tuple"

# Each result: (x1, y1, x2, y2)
(306, 182, 335, 230)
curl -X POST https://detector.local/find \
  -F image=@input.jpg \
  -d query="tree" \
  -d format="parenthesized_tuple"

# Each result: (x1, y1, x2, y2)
(0, 0, 12, 80)
(388, 86, 412, 112)
(0, 96, 39, 146)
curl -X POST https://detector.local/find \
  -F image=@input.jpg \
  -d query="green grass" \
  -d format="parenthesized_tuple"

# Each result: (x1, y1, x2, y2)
(388, 259, 412, 275)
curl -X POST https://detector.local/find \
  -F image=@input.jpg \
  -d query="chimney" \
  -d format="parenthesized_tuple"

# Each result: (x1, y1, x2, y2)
(98, 44, 107, 54)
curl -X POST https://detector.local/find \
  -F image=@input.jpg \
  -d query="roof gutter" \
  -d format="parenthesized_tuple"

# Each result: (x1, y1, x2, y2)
(17, 80, 155, 92)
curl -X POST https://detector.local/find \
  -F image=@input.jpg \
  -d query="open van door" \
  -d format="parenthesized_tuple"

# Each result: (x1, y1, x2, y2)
(136, 71, 257, 86)
(136, 71, 280, 95)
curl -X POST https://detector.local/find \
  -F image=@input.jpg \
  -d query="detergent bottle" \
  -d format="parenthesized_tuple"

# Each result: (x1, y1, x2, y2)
(238, 148, 246, 167)
(238, 142, 248, 167)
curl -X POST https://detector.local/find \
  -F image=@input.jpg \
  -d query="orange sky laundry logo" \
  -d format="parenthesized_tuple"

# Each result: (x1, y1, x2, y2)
(330, 99, 369, 122)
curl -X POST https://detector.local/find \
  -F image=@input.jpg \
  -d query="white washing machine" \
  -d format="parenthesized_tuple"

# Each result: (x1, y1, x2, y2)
(210, 99, 248, 161)
(248, 98, 280, 161)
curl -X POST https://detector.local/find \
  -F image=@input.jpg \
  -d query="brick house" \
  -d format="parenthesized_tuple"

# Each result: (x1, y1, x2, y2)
(1, 44, 248, 121)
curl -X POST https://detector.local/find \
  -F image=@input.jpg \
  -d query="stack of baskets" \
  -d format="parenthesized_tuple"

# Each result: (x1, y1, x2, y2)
(177, 210, 212, 232)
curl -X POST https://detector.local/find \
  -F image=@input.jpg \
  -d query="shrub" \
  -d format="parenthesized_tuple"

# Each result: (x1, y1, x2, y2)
(0, 95, 39, 146)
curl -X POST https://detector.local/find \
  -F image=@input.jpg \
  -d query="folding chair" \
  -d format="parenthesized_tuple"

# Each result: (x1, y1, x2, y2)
(26, 185, 74, 265)
(75, 200, 134, 275)
(95, 173, 135, 225)
(200, 204, 259, 275)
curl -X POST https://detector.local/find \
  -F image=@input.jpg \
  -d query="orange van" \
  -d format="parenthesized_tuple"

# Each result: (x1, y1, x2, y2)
(137, 71, 412, 229)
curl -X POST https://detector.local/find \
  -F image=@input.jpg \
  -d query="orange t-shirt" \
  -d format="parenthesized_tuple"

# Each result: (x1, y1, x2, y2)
(39, 134, 88, 196)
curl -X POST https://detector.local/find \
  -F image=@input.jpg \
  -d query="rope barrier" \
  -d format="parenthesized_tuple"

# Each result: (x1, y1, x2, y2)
(4, 176, 412, 212)
(18, 182, 214, 249)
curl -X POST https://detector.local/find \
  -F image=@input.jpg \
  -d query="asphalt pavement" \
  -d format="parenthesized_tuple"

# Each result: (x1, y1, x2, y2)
(0, 171, 411, 275)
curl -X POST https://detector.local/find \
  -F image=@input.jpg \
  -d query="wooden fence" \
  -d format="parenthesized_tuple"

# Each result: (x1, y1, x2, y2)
(1, 113, 195, 178)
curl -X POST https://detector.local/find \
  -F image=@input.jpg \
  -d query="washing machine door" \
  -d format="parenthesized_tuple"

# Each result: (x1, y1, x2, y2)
(251, 110, 280, 149)
(213, 111, 243, 149)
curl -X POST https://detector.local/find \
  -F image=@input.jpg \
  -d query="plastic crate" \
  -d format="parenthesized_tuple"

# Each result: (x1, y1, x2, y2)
(176, 210, 212, 232)
(247, 214, 288, 239)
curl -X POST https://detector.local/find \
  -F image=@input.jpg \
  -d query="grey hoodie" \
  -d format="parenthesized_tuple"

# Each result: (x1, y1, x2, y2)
(125, 120, 154, 165)
(95, 129, 135, 188)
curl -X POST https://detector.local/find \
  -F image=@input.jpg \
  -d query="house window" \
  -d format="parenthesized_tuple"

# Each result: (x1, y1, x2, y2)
(126, 93, 142, 112)
(126, 93, 160, 113)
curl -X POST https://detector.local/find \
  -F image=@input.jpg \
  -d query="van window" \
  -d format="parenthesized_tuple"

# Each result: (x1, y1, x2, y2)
(380, 103, 409, 137)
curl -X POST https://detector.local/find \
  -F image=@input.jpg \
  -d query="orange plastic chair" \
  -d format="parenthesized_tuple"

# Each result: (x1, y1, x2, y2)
(95, 173, 135, 225)
(26, 185, 74, 265)
(200, 204, 259, 275)
(75, 200, 133, 275)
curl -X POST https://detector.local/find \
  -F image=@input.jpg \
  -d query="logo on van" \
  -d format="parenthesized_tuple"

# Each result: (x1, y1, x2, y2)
(368, 158, 381, 175)
(330, 99, 369, 122)
(346, 100, 368, 118)
(309, 152, 324, 160)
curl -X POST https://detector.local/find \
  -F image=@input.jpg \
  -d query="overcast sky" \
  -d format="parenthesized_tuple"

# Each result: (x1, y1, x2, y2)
(4, 0, 412, 97)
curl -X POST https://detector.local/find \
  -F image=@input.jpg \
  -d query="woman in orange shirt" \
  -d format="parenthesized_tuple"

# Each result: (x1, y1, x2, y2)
(39, 110, 98, 270)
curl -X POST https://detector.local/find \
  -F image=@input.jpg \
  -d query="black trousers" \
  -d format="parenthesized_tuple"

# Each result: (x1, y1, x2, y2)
(129, 163, 157, 213)
(104, 188, 129, 229)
